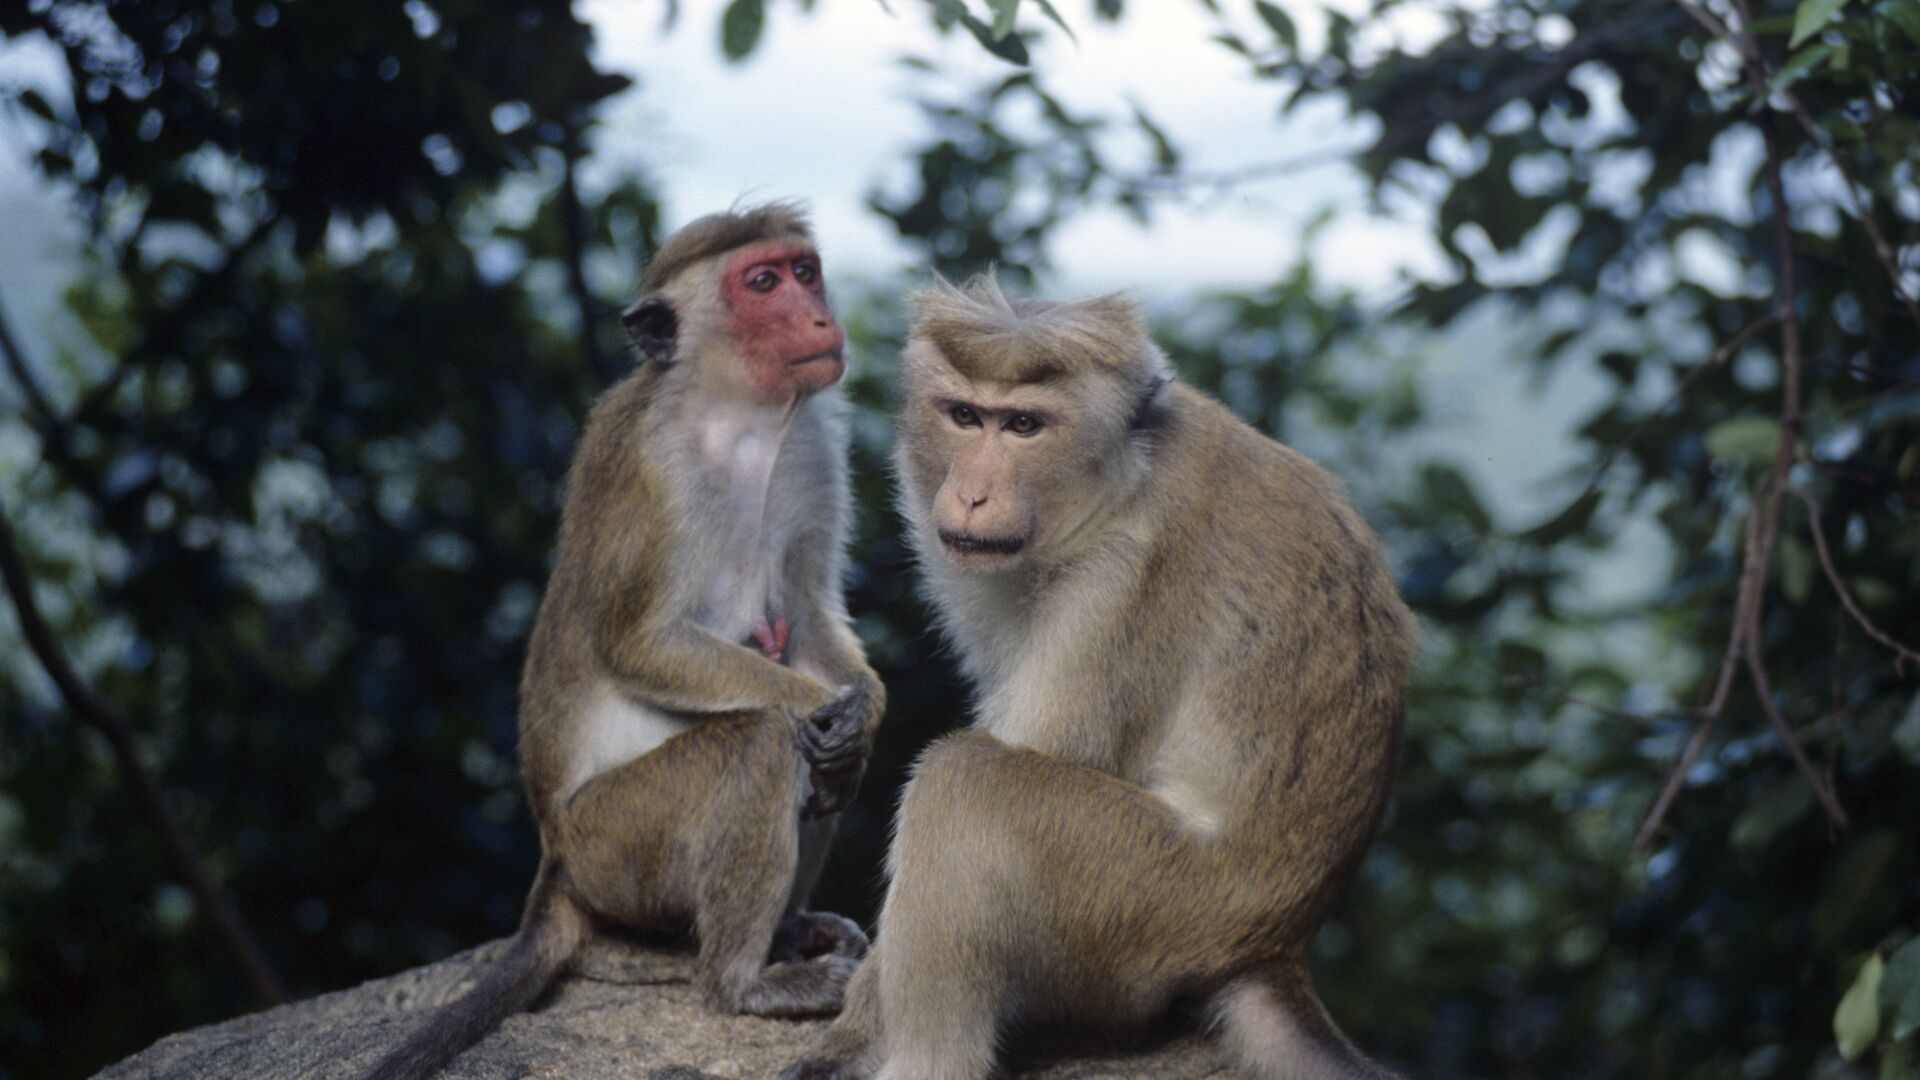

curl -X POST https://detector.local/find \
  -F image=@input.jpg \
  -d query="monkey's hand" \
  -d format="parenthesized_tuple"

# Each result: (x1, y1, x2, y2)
(794, 678, 872, 819)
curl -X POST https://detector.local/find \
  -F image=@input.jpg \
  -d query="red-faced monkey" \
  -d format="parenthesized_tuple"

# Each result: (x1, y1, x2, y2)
(364, 204, 885, 1080)
(780, 278, 1416, 1080)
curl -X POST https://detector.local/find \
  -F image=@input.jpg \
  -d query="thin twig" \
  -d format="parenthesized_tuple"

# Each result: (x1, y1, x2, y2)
(1124, 142, 1367, 195)
(0, 497, 288, 1005)
(1787, 487, 1920, 675)
(1744, 647, 1848, 828)
(1630, 494, 1762, 851)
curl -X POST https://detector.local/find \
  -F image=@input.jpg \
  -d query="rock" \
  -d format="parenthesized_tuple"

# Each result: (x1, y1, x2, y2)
(101, 936, 1231, 1079)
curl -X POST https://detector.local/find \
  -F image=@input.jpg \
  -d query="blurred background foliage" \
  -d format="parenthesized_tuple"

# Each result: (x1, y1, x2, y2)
(0, 0, 1917, 1077)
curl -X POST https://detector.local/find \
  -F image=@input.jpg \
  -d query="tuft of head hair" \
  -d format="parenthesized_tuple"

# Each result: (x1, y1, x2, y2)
(906, 275, 1154, 384)
(641, 201, 815, 293)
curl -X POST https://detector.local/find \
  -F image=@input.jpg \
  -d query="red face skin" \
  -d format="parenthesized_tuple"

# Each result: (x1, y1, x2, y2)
(720, 239, 847, 400)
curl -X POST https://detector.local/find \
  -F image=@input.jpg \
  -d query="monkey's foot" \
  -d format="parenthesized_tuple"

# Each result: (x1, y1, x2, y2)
(771, 910, 869, 963)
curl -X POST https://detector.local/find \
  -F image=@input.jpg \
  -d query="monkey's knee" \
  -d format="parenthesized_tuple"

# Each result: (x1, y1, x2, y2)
(890, 732, 1020, 882)
(897, 732, 1007, 825)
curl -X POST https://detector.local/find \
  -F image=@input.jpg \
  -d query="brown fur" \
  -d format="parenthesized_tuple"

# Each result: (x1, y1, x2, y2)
(364, 209, 882, 1080)
(782, 277, 1414, 1080)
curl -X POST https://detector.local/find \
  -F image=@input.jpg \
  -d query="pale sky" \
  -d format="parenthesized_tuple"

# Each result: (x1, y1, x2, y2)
(578, 0, 1451, 293)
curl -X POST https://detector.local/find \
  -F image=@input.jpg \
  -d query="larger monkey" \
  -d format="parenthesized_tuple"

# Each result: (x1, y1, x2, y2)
(365, 204, 884, 1080)
(782, 278, 1416, 1080)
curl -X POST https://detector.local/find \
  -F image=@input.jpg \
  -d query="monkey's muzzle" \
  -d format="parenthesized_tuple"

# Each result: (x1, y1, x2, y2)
(937, 530, 1027, 557)
(788, 347, 846, 368)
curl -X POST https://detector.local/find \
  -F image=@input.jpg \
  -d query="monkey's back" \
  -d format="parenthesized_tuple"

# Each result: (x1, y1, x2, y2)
(1133, 386, 1415, 919)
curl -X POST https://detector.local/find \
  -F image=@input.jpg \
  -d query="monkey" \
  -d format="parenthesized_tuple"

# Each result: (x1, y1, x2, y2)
(779, 277, 1417, 1080)
(363, 203, 886, 1080)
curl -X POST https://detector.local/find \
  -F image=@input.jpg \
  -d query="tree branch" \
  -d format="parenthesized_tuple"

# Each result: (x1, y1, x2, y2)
(559, 123, 620, 390)
(1634, 0, 1847, 848)
(1787, 487, 1920, 675)
(0, 497, 287, 1006)
(1744, 645, 1847, 828)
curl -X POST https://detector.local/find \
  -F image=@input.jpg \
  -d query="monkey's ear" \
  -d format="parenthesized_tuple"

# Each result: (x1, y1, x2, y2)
(621, 295, 678, 366)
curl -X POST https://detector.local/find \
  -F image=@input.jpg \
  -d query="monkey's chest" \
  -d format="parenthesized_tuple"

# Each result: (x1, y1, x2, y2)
(693, 531, 780, 640)
(683, 486, 795, 648)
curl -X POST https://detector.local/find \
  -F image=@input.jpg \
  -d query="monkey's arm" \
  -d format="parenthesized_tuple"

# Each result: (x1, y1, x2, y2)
(782, 521, 886, 739)
(786, 606, 884, 737)
(596, 614, 836, 718)
(780, 523, 885, 818)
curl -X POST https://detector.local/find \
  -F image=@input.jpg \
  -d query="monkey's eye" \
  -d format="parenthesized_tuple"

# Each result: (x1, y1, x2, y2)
(748, 270, 780, 292)
(949, 404, 983, 428)
(793, 261, 818, 284)
(1004, 413, 1043, 436)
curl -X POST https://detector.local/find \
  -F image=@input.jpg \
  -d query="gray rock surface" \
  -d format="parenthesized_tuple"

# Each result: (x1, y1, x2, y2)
(102, 936, 1232, 1079)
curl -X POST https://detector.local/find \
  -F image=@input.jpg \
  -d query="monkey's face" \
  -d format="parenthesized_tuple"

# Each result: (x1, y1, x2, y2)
(720, 239, 846, 401)
(901, 369, 1111, 574)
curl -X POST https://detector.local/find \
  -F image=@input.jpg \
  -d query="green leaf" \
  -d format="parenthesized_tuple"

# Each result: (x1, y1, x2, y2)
(958, 12, 1030, 63)
(1768, 42, 1835, 95)
(1254, 0, 1298, 52)
(1518, 488, 1602, 545)
(986, 0, 1020, 39)
(1884, 0, 1920, 47)
(1816, 832, 1904, 949)
(1792, 0, 1849, 46)
(1894, 693, 1920, 765)
(719, 0, 765, 61)
(1421, 463, 1491, 532)
(1730, 773, 1813, 852)
(1704, 416, 1783, 465)
(1132, 102, 1179, 170)
(1837, 953, 1884, 1060)
(1033, 0, 1077, 42)
(1880, 1038, 1914, 1080)
(1777, 534, 1813, 604)
(1885, 938, 1920, 1041)
(1213, 31, 1251, 56)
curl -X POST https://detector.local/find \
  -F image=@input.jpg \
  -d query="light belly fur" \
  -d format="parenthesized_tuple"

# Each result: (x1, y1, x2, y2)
(560, 682, 698, 802)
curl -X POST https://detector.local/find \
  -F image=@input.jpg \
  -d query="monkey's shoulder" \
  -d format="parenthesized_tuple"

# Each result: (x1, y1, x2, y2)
(1161, 387, 1361, 521)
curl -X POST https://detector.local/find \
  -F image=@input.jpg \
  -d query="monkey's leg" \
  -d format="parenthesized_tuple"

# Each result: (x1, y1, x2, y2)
(770, 814, 868, 964)
(778, 950, 886, 1080)
(682, 713, 858, 1016)
(1210, 956, 1401, 1080)
(558, 713, 855, 1018)
(872, 730, 1262, 1080)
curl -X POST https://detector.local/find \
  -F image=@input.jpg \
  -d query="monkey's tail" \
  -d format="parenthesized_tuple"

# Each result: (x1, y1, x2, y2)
(1209, 956, 1402, 1080)
(362, 861, 587, 1080)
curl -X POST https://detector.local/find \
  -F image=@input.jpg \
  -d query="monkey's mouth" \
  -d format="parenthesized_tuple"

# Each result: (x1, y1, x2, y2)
(938, 530, 1027, 557)
(789, 347, 845, 368)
